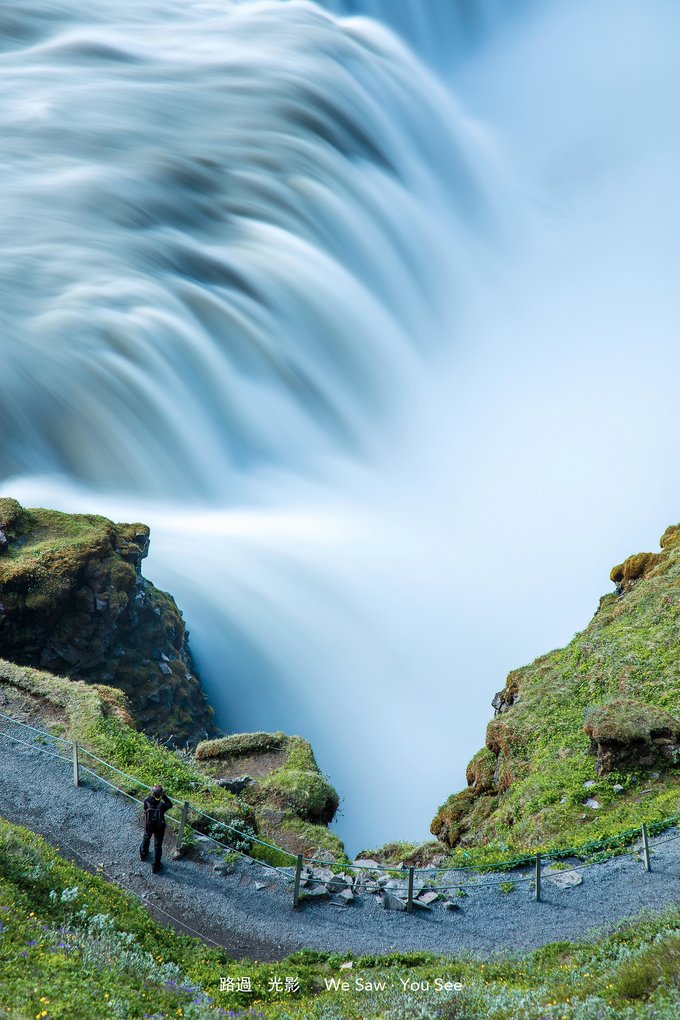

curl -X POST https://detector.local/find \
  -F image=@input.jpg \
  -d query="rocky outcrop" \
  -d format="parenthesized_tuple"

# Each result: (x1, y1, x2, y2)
(609, 524, 680, 594)
(585, 699, 680, 774)
(0, 498, 216, 745)
(491, 672, 522, 716)
(195, 730, 342, 855)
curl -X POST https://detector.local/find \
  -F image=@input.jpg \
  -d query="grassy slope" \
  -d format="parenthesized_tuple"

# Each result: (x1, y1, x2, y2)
(0, 815, 678, 1020)
(0, 658, 344, 862)
(431, 524, 680, 861)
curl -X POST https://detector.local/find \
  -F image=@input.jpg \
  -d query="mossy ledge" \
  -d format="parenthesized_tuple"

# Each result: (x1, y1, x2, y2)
(430, 522, 680, 856)
(0, 497, 215, 746)
(195, 731, 342, 856)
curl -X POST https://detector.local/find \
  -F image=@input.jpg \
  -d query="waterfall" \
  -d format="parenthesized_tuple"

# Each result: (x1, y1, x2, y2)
(1, 0, 504, 850)
(0, 0, 495, 494)
(3, 0, 680, 852)
(318, 0, 531, 63)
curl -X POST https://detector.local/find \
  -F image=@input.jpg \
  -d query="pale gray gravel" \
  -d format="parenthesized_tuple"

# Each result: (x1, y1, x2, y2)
(1, 721, 678, 962)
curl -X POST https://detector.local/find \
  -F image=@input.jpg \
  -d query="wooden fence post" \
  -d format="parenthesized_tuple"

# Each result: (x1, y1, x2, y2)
(535, 853, 542, 901)
(407, 864, 417, 913)
(72, 742, 79, 786)
(641, 824, 651, 872)
(293, 854, 303, 909)
(176, 801, 189, 855)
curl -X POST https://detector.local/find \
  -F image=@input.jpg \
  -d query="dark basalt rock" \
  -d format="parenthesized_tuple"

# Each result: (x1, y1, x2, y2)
(0, 497, 217, 746)
(215, 775, 255, 795)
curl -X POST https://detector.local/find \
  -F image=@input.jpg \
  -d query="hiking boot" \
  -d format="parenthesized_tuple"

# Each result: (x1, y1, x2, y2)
(139, 850, 148, 861)
(152, 863, 162, 873)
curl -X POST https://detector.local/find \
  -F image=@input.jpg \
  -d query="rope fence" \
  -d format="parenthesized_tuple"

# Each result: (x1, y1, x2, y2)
(0, 708, 678, 915)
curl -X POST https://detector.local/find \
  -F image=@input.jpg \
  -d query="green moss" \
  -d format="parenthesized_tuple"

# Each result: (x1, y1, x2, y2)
(610, 551, 661, 586)
(278, 816, 346, 859)
(585, 699, 680, 745)
(356, 840, 419, 862)
(195, 731, 287, 761)
(466, 747, 497, 793)
(286, 734, 320, 771)
(259, 769, 339, 824)
(0, 508, 114, 603)
(0, 497, 22, 532)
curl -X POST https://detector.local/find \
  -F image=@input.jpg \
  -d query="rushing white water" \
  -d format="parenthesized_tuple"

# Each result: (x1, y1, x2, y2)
(3, 0, 680, 852)
(0, 0, 498, 491)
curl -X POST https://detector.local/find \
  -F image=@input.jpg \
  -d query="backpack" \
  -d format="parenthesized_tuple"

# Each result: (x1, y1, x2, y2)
(145, 800, 164, 828)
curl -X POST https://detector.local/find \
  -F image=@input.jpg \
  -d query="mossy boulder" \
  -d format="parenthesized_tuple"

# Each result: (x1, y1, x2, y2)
(0, 497, 22, 541)
(258, 769, 338, 824)
(585, 699, 680, 774)
(610, 551, 662, 592)
(466, 747, 497, 794)
(195, 731, 287, 761)
(0, 500, 216, 746)
(195, 730, 341, 849)
(431, 788, 497, 848)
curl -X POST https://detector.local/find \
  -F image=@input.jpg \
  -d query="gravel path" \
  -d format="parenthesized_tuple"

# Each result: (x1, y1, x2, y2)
(1, 722, 678, 963)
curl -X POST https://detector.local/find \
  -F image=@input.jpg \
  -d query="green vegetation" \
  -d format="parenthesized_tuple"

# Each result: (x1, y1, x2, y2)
(0, 658, 343, 861)
(0, 499, 138, 612)
(0, 657, 250, 824)
(431, 524, 680, 864)
(1, 816, 679, 1019)
(258, 769, 338, 824)
(195, 731, 288, 760)
(0, 498, 214, 744)
(0, 497, 343, 860)
(196, 732, 343, 856)
(1, 508, 680, 1018)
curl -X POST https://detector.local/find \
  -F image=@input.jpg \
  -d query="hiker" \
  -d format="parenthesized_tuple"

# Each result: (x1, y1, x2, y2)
(140, 785, 172, 873)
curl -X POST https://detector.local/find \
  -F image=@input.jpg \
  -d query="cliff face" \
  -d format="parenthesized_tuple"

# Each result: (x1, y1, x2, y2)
(431, 523, 680, 851)
(0, 498, 216, 746)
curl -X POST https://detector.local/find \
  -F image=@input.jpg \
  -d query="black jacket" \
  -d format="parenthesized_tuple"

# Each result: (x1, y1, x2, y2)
(143, 793, 172, 831)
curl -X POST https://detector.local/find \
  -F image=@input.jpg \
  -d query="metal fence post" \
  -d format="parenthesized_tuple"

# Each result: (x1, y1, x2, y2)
(293, 854, 303, 909)
(641, 824, 651, 871)
(176, 801, 189, 855)
(407, 866, 415, 912)
(535, 853, 542, 901)
(72, 742, 79, 786)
